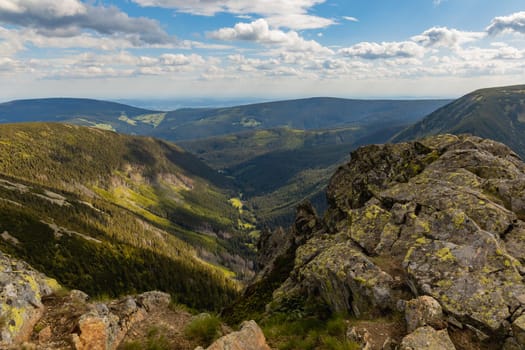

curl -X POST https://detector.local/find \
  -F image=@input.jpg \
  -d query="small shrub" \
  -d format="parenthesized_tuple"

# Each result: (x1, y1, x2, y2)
(326, 316, 346, 336)
(121, 342, 142, 350)
(262, 313, 360, 350)
(321, 335, 361, 350)
(184, 314, 221, 346)
(168, 300, 194, 314)
(121, 327, 170, 350)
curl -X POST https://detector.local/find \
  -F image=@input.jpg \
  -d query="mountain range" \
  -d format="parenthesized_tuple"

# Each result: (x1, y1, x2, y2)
(0, 97, 450, 226)
(0, 97, 449, 140)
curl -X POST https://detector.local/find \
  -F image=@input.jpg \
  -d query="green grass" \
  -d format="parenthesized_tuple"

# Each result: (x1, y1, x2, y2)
(121, 326, 170, 350)
(184, 314, 221, 346)
(262, 314, 360, 350)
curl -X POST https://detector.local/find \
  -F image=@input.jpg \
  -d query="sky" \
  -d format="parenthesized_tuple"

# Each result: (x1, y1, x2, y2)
(1, 0, 525, 101)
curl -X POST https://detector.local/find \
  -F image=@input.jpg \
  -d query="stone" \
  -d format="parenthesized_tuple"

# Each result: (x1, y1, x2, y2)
(382, 337, 397, 350)
(135, 291, 170, 312)
(72, 313, 109, 350)
(512, 314, 525, 346)
(38, 325, 52, 344)
(258, 135, 525, 343)
(201, 320, 270, 350)
(69, 292, 160, 350)
(271, 240, 394, 316)
(70, 290, 89, 303)
(405, 296, 444, 333)
(400, 326, 456, 350)
(503, 337, 522, 350)
(346, 326, 372, 350)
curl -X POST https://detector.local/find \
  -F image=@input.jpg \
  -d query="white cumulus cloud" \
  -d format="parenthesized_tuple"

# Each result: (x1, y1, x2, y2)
(339, 41, 425, 60)
(208, 19, 332, 53)
(0, 0, 172, 45)
(487, 11, 525, 35)
(412, 27, 485, 48)
(132, 0, 334, 30)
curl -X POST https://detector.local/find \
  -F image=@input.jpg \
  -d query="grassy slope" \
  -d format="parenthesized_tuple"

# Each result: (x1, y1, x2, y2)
(392, 84, 525, 157)
(0, 123, 259, 309)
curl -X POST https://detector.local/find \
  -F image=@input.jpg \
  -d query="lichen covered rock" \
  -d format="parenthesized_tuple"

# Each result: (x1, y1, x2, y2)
(512, 314, 525, 346)
(0, 251, 60, 347)
(261, 134, 525, 344)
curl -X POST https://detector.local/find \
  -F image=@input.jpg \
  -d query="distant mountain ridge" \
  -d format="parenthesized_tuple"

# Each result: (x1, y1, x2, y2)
(0, 97, 157, 122)
(392, 84, 525, 157)
(0, 97, 451, 141)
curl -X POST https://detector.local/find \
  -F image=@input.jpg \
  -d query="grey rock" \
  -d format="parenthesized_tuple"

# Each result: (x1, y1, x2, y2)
(400, 326, 456, 350)
(135, 291, 170, 312)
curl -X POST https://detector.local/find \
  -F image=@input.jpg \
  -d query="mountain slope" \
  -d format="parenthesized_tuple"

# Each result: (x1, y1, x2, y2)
(392, 84, 525, 157)
(0, 123, 257, 309)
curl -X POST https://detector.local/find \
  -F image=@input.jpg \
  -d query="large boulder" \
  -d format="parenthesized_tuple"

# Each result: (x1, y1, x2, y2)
(196, 320, 270, 350)
(0, 251, 60, 347)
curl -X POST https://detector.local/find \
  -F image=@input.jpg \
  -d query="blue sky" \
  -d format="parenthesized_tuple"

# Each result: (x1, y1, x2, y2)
(1, 0, 525, 101)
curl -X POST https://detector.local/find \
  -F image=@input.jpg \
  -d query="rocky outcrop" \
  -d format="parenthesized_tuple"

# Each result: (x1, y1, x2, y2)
(72, 291, 170, 350)
(0, 251, 60, 347)
(196, 320, 270, 350)
(260, 134, 525, 345)
(22, 289, 170, 350)
(400, 326, 455, 350)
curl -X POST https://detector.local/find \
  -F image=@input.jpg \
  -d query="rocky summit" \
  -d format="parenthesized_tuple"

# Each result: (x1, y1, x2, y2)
(254, 134, 525, 348)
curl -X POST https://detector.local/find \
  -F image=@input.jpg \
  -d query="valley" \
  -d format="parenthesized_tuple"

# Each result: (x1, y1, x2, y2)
(0, 97, 449, 226)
